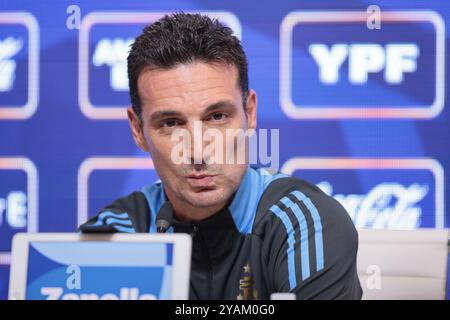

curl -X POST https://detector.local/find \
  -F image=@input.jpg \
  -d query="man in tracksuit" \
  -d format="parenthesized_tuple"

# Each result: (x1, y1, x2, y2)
(79, 13, 362, 300)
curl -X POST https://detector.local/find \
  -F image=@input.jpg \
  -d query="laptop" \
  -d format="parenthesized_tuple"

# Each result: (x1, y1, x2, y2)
(8, 233, 192, 300)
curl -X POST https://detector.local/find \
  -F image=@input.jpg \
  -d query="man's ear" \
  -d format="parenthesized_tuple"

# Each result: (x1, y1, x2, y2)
(127, 106, 149, 152)
(245, 89, 257, 130)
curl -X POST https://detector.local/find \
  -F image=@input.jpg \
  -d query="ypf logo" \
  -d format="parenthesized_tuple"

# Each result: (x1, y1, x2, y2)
(0, 12, 39, 120)
(280, 11, 445, 119)
(0, 158, 38, 264)
(79, 11, 241, 120)
(282, 158, 445, 229)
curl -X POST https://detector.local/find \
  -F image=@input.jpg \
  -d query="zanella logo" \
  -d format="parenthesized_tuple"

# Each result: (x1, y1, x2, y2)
(0, 37, 23, 92)
(317, 181, 428, 229)
(40, 287, 156, 300)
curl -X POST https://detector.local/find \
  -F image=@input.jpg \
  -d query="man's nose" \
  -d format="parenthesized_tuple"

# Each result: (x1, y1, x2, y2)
(188, 120, 207, 165)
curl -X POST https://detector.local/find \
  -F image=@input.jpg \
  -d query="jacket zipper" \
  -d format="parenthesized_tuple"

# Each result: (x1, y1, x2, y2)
(192, 224, 213, 299)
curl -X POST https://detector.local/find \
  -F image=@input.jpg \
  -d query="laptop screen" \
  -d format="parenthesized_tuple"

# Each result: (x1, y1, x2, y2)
(25, 241, 174, 300)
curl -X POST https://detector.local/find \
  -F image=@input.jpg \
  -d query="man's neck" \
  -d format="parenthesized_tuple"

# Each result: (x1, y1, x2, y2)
(172, 203, 225, 223)
(164, 189, 237, 224)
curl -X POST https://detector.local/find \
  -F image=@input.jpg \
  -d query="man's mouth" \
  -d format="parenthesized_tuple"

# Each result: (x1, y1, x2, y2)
(186, 174, 217, 188)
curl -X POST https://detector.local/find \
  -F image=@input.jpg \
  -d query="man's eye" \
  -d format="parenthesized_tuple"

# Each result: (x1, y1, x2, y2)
(210, 113, 227, 121)
(163, 119, 178, 128)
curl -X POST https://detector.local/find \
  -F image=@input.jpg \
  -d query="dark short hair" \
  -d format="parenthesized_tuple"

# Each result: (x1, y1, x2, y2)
(127, 12, 249, 124)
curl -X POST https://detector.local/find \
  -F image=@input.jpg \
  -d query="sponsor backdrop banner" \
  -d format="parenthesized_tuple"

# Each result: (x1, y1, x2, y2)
(0, 0, 449, 299)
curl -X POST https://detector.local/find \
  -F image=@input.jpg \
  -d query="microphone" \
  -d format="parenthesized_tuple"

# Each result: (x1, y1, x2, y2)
(156, 201, 173, 233)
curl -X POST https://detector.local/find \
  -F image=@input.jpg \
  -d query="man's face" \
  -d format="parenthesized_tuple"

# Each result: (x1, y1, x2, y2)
(128, 62, 257, 219)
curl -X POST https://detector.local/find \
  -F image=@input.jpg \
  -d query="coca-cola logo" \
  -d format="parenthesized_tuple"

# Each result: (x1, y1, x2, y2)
(317, 181, 428, 229)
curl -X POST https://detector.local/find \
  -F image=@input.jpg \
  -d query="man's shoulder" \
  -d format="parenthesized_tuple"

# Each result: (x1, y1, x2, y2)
(78, 189, 153, 233)
(253, 173, 355, 238)
(253, 173, 361, 299)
